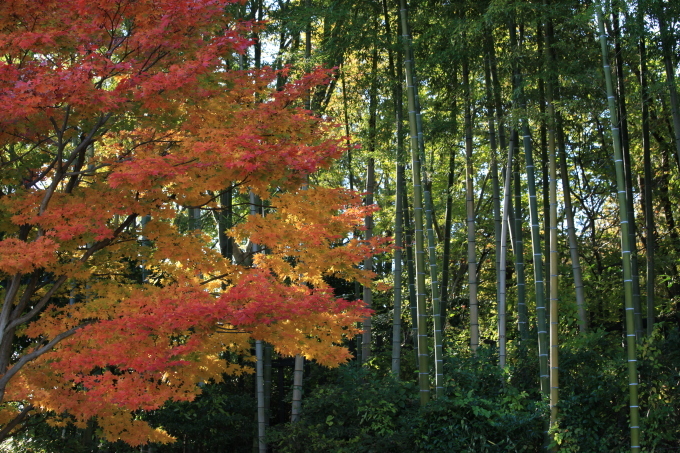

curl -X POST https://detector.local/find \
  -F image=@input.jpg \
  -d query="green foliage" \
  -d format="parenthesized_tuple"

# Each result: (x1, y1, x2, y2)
(268, 366, 417, 453)
(543, 329, 680, 452)
(413, 390, 543, 452)
(3, 381, 255, 453)
(269, 354, 544, 453)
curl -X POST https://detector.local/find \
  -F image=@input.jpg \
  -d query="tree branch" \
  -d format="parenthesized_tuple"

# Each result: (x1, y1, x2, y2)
(0, 404, 33, 442)
(0, 325, 85, 394)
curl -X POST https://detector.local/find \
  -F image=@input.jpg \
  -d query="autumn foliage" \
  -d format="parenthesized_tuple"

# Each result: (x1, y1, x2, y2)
(0, 0, 385, 445)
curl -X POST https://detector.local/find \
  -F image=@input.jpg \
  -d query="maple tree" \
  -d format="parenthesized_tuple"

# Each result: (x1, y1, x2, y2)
(0, 0, 386, 445)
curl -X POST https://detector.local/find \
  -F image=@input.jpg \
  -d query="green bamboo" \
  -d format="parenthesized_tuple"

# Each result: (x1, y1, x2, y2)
(249, 191, 266, 453)
(547, 75, 560, 444)
(537, 27, 550, 306)
(424, 184, 443, 396)
(521, 118, 549, 397)
(361, 41, 379, 363)
(612, 10, 643, 339)
(514, 149, 528, 341)
(638, 6, 655, 336)
(542, 11, 560, 438)
(400, 0, 429, 405)
(361, 156, 375, 363)
(291, 354, 304, 423)
(403, 189, 419, 360)
(498, 129, 515, 368)
(508, 21, 528, 342)
(656, 3, 680, 173)
(255, 340, 265, 453)
(392, 162, 404, 377)
(557, 117, 587, 332)
(440, 139, 456, 324)
(595, 3, 640, 450)
(385, 0, 404, 375)
(408, 36, 443, 399)
(263, 342, 272, 429)
(483, 40, 503, 325)
(462, 57, 479, 354)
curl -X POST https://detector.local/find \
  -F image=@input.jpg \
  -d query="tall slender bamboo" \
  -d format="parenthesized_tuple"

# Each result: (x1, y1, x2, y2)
(508, 22, 528, 343)
(556, 118, 587, 332)
(547, 107, 559, 435)
(521, 118, 549, 396)
(249, 192, 266, 453)
(612, 10, 643, 339)
(424, 177, 443, 396)
(215, 188, 233, 261)
(595, 3, 640, 450)
(392, 163, 404, 377)
(291, 354, 304, 423)
(289, 13, 311, 422)
(542, 9, 560, 436)
(440, 139, 456, 324)
(638, 6, 655, 335)
(263, 343, 272, 430)
(537, 27, 551, 305)
(255, 340, 265, 453)
(399, 0, 429, 405)
(657, 5, 680, 172)
(463, 57, 479, 354)
(361, 156, 375, 363)
(402, 189, 419, 360)
(514, 149, 528, 341)
(484, 38, 503, 324)
(498, 131, 516, 369)
(361, 41, 379, 363)
(385, 0, 404, 376)
(407, 31, 443, 398)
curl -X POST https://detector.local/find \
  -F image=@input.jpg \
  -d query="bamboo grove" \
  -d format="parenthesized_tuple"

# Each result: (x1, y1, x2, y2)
(3, 0, 680, 451)
(256, 0, 679, 450)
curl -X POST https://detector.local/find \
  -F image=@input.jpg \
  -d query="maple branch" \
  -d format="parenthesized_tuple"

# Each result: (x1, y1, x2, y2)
(63, 163, 110, 177)
(0, 404, 33, 442)
(0, 326, 85, 394)
(4, 275, 68, 335)
(199, 272, 232, 286)
(4, 216, 137, 335)
(0, 140, 49, 171)
(0, 275, 22, 349)
(215, 327, 248, 334)
(38, 112, 112, 197)
(9, 272, 40, 322)
(83, 214, 137, 257)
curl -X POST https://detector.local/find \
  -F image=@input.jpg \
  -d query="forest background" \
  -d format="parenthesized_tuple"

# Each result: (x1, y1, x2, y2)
(1, 0, 680, 452)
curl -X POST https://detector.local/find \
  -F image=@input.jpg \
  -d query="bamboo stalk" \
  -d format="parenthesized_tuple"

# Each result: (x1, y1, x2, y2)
(463, 57, 479, 355)
(595, 3, 640, 450)
(400, 0, 429, 405)
(521, 119, 549, 397)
